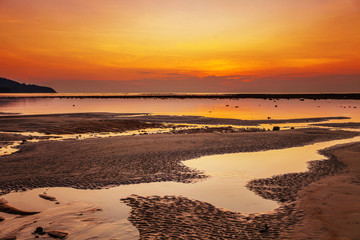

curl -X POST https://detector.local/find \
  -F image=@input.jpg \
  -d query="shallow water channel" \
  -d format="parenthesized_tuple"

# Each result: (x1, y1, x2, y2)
(1, 97, 359, 121)
(2, 135, 360, 238)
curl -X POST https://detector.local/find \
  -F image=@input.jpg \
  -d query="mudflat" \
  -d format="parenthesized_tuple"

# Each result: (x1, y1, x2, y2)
(1, 139, 359, 239)
(0, 112, 350, 134)
(0, 127, 358, 195)
(0, 113, 359, 239)
(0, 113, 163, 134)
(121, 142, 360, 239)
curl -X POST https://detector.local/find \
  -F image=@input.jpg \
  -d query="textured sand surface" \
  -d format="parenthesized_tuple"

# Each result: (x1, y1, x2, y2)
(0, 112, 349, 134)
(0, 201, 138, 240)
(283, 143, 360, 239)
(0, 128, 358, 195)
(122, 143, 360, 239)
(0, 113, 359, 239)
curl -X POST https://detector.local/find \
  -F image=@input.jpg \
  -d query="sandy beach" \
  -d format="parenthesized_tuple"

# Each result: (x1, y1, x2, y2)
(0, 113, 359, 239)
(0, 113, 351, 133)
(0, 117, 358, 194)
(0, 113, 163, 134)
(283, 143, 360, 239)
(121, 142, 360, 239)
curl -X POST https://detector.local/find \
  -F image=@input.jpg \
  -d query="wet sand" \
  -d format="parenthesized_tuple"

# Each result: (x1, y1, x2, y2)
(0, 133, 26, 148)
(1, 141, 359, 239)
(0, 113, 359, 239)
(283, 143, 360, 239)
(0, 133, 53, 148)
(0, 201, 138, 240)
(0, 198, 39, 216)
(0, 128, 358, 195)
(114, 114, 349, 127)
(1, 92, 359, 99)
(121, 142, 360, 239)
(312, 122, 360, 129)
(0, 113, 163, 134)
(0, 113, 350, 134)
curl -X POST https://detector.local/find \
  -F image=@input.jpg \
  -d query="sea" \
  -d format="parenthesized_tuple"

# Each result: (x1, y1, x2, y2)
(1, 93, 359, 121)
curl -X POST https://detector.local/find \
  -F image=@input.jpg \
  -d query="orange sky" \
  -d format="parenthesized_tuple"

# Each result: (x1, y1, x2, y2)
(0, 0, 359, 92)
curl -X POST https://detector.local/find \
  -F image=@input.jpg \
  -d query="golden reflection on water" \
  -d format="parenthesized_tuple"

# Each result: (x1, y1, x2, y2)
(191, 99, 360, 120)
(1, 96, 359, 239)
(1, 98, 359, 121)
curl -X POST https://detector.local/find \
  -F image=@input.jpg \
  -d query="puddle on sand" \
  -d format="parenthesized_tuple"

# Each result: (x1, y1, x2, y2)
(0, 141, 23, 155)
(0, 121, 344, 156)
(2, 136, 360, 239)
(2, 123, 256, 156)
(0, 126, 177, 156)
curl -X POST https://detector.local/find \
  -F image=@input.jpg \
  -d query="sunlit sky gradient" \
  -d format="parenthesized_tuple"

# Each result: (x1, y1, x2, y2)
(1, 0, 359, 92)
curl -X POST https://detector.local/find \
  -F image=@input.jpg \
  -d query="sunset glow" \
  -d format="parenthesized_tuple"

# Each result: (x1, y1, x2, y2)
(1, 0, 359, 92)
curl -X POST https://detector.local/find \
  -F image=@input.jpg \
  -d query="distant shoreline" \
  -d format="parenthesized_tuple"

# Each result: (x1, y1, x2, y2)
(0, 93, 360, 100)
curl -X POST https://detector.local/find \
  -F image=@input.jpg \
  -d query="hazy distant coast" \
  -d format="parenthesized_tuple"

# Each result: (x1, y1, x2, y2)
(0, 92, 359, 100)
(0, 77, 56, 93)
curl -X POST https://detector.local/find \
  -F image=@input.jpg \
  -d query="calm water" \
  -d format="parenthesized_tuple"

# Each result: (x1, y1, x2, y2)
(1, 96, 359, 121)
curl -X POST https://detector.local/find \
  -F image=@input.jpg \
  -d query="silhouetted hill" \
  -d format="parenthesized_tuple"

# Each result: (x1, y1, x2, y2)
(0, 77, 56, 93)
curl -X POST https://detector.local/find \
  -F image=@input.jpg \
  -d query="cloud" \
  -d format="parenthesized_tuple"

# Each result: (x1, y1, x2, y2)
(138, 71, 152, 75)
(165, 73, 182, 76)
(225, 75, 250, 80)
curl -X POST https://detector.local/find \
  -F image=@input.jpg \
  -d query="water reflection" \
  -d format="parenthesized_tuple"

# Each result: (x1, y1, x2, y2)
(2, 131, 359, 239)
(3, 136, 360, 216)
(0, 97, 359, 121)
(1, 96, 359, 238)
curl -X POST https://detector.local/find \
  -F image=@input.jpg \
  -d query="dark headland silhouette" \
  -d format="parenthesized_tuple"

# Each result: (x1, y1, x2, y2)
(0, 77, 56, 93)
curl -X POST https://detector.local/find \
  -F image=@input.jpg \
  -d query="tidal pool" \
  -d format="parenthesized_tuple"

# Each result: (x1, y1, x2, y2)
(2, 135, 360, 239)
